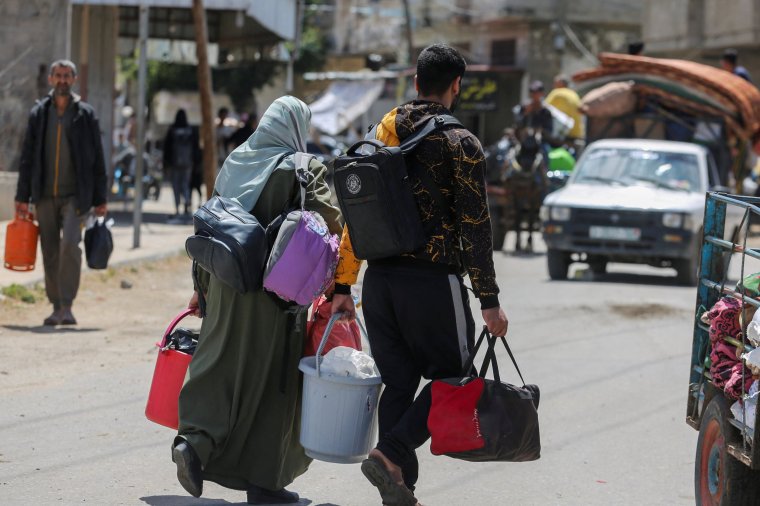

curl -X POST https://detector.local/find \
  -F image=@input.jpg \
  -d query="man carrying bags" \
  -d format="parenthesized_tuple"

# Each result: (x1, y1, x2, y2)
(14, 59, 108, 326)
(332, 44, 508, 505)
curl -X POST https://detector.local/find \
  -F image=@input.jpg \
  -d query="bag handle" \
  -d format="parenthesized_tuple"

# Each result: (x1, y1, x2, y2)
(345, 139, 386, 156)
(466, 326, 528, 387)
(315, 311, 369, 377)
(157, 308, 196, 350)
(461, 326, 489, 375)
(479, 334, 501, 383)
(15, 210, 35, 222)
(499, 334, 527, 386)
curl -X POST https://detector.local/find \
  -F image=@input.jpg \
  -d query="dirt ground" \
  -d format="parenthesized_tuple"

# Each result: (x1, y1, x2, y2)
(0, 254, 197, 396)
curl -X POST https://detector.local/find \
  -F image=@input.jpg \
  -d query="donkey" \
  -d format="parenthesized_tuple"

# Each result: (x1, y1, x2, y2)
(503, 128, 548, 252)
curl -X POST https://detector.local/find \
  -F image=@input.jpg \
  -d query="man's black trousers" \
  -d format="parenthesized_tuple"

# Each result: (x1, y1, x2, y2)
(363, 260, 475, 490)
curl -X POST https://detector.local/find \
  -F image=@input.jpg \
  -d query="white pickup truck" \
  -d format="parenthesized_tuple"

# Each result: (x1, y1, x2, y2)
(540, 138, 740, 285)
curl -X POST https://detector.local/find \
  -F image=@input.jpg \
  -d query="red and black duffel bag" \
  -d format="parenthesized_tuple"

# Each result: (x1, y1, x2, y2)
(427, 327, 541, 462)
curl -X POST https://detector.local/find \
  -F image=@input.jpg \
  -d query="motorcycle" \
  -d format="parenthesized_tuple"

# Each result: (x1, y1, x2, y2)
(112, 145, 162, 201)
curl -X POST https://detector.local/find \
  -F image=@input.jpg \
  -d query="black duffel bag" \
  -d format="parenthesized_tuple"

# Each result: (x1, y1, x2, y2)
(185, 196, 283, 294)
(427, 328, 541, 462)
(84, 218, 113, 270)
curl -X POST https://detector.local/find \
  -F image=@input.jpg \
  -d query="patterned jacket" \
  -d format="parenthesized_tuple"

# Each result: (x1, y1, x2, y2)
(334, 100, 500, 309)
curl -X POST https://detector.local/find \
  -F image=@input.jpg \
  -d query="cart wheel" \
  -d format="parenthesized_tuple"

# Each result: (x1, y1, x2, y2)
(676, 247, 699, 286)
(547, 249, 569, 280)
(695, 395, 760, 505)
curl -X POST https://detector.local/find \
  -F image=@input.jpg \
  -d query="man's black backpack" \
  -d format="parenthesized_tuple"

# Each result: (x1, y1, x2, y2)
(332, 115, 463, 260)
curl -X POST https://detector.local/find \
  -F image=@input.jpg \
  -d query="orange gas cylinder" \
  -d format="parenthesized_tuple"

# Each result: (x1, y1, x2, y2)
(4, 212, 39, 271)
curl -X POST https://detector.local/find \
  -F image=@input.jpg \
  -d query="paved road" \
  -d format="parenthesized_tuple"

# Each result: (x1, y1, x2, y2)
(1, 235, 705, 506)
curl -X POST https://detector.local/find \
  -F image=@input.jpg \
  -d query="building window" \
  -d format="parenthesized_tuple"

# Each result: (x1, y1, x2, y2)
(491, 39, 516, 66)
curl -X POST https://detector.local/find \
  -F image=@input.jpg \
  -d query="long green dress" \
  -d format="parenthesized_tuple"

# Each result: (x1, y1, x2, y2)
(177, 159, 342, 491)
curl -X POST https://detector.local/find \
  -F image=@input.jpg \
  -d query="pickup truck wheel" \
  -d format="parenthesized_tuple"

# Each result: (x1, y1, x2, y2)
(588, 258, 607, 275)
(695, 395, 760, 505)
(676, 244, 699, 286)
(547, 249, 569, 280)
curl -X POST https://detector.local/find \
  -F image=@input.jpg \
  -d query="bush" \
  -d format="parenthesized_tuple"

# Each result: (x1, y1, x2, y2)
(1, 284, 38, 304)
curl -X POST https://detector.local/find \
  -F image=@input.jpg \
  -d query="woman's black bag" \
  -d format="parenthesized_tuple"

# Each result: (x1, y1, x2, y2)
(427, 328, 541, 462)
(84, 218, 113, 270)
(185, 196, 283, 294)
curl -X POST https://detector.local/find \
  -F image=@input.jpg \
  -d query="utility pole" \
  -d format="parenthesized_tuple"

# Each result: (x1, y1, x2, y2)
(401, 0, 414, 66)
(287, 0, 304, 93)
(192, 0, 217, 200)
(132, 2, 148, 248)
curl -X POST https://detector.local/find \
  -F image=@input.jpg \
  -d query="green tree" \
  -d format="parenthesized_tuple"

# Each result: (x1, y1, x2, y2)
(119, 57, 281, 113)
(294, 25, 327, 74)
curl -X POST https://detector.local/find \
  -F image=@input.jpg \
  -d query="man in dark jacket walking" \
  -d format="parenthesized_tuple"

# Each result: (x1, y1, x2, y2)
(332, 44, 508, 505)
(15, 59, 108, 326)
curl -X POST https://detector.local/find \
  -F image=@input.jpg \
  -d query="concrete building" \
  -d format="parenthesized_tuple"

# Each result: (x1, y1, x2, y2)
(0, 1, 71, 206)
(324, 0, 642, 144)
(0, 0, 295, 220)
(643, 0, 760, 78)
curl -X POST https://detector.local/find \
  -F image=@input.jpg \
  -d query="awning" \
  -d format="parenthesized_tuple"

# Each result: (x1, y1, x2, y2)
(71, 0, 295, 40)
(309, 80, 385, 136)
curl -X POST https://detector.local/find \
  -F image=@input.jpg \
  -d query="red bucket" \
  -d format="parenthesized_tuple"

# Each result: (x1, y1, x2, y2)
(145, 309, 196, 429)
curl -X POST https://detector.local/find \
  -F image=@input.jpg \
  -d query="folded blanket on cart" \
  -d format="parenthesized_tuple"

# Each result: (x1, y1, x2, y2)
(702, 297, 742, 343)
(573, 53, 760, 138)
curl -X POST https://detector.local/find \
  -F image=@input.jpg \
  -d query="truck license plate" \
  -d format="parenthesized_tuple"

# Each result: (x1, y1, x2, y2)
(589, 226, 641, 241)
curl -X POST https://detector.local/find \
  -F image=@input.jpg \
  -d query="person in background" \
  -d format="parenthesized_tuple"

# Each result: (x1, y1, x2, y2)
(628, 41, 645, 56)
(226, 112, 258, 151)
(514, 79, 555, 163)
(14, 59, 108, 326)
(331, 44, 508, 505)
(545, 74, 585, 144)
(515, 80, 554, 139)
(163, 109, 199, 220)
(215, 107, 233, 172)
(721, 48, 753, 83)
(121, 105, 138, 147)
(172, 96, 345, 505)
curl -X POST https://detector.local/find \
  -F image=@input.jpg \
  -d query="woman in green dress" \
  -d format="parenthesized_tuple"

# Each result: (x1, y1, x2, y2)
(172, 96, 346, 505)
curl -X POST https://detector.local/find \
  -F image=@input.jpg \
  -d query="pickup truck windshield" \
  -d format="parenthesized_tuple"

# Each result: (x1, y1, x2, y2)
(575, 148, 701, 192)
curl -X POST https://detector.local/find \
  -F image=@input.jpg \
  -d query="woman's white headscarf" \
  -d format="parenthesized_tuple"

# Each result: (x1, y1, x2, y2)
(214, 95, 311, 211)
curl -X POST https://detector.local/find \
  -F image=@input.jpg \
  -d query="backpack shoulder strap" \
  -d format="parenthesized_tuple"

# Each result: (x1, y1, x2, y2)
(399, 115, 463, 224)
(293, 152, 315, 209)
(399, 114, 463, 154)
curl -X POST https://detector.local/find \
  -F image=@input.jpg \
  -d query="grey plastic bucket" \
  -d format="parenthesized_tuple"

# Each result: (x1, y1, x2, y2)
(298, 313, 382, 463)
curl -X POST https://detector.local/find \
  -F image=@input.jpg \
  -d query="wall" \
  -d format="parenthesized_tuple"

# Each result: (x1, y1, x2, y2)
(70, 5, 117, 178)
(0, 1, 71, 220)
(703, 0, 758, 48)
(643, 0, 760, 79)
(0, 0, 71, 174)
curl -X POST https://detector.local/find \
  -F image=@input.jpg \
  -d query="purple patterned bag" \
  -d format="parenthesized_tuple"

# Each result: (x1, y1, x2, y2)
(263, 153, 340, 306)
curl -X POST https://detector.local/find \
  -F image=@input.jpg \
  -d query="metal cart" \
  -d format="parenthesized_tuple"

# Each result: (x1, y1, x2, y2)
(688, 192, 760, 504)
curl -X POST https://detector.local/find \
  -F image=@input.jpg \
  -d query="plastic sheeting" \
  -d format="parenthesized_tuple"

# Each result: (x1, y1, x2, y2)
(309, 80, 385, 136)
(319, 346, 379, 379)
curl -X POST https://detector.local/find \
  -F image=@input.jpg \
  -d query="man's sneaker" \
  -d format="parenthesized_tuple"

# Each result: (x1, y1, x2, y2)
(172, 441, 203, 498)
